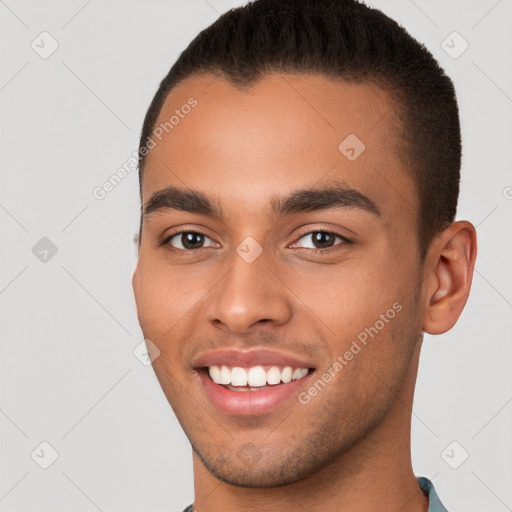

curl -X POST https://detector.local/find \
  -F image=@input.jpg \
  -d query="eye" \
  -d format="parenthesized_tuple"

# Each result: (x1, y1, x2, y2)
(290, 230, 350, 251)
(163, 231, 219, 251)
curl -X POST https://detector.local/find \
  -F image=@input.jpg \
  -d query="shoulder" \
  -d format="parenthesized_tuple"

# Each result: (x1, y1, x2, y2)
(417, 476, 451, 512)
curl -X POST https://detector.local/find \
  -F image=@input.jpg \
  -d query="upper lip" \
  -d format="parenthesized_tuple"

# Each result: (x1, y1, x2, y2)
(192, 348, 316, 369)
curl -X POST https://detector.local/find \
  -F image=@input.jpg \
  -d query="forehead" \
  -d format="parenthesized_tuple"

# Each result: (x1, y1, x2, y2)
(142, 73, 416, 224)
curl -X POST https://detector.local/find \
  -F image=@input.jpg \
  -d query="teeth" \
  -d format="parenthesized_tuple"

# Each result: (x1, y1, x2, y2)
(281, 367, 293, 383)
(207, 365, 310, 387)
(219, 365, 231, 385)
(293, 368, 308, 380)
(231, 367, 247, 386)
(266, 366, 281, 385)
(247, 366, 267, 387)
(209, 365, 221, 383)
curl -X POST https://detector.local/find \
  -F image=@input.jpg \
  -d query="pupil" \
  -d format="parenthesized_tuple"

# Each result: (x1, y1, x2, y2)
(313, 232, 334, 249)
(182, 232, 204, 249)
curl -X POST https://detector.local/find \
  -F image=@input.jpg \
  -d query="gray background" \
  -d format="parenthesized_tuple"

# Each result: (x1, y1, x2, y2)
(1, 0, 511, 510)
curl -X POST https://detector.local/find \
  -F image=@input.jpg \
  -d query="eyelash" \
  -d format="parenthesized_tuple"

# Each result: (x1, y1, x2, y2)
(161, 229, 352, 255)
(290, 230, 352, 254)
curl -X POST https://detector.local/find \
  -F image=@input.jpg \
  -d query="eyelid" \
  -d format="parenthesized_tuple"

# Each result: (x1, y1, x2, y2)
(289, 228, 352, 250)
(161, 228, 219, 250)
(293, 226, 352, 241)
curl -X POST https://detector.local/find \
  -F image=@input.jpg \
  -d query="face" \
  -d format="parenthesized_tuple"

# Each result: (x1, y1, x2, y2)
(132, 73, 425, 487)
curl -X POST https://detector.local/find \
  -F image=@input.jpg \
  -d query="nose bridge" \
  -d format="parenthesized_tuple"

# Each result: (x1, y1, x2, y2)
(206, 245, 292, 333)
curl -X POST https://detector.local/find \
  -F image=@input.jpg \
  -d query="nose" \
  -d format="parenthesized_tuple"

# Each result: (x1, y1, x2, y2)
(205, 250, 293, 334)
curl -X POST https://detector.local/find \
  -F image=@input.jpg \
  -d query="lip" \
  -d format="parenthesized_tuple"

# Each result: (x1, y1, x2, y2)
(192, 348, 315, 369)
(193, 348, 316, 416)
(197, 368, 314, 416)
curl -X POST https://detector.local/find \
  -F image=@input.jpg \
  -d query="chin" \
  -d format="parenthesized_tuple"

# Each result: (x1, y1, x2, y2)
(191, 439, 345, 489)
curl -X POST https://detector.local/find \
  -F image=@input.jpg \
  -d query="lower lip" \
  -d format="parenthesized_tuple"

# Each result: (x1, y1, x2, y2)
(197, 369, 313, 416)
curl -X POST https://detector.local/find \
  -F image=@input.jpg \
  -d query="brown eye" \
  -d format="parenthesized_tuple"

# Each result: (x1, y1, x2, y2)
(291, 231, 348, 250)
(165, 231, 219, 251)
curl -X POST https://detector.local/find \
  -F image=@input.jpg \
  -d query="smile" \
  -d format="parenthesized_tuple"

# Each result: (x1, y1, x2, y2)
(193, 348, 317, 415)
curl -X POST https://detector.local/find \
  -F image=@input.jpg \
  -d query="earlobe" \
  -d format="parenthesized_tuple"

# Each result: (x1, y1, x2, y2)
(422, 221, 477, 335)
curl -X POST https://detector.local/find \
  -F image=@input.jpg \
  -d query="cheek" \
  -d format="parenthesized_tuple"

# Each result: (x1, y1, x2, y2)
(312, 303, 419, 430)
(134, 256, 206, 333)
(288, 257, 404, 336)
(291, 258, 417, 387)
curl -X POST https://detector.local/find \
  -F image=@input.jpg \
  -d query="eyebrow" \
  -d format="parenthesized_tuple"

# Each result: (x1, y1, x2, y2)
(143, 183, 381, 220)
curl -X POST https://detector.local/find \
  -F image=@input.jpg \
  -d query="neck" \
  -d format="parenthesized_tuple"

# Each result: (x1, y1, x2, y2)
(191, 343, 428, 512)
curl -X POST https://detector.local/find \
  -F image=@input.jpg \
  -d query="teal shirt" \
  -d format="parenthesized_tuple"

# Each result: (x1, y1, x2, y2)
(418, 476, 450, 511)
(181, 476, 449, 511)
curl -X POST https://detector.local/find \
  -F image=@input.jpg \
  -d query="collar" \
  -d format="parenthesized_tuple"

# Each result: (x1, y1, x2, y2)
(418, 476, 450, 512)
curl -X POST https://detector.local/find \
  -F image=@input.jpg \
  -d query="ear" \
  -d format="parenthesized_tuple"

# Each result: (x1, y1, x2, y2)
(132, 267, 141, 325)
(421, 221, 477, 335)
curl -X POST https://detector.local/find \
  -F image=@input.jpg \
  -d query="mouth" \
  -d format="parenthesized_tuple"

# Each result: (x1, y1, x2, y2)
(193, 350, 317, 416)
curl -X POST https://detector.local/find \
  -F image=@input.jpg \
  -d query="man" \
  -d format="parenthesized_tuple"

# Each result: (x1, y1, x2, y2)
(132, 0, 477, 510)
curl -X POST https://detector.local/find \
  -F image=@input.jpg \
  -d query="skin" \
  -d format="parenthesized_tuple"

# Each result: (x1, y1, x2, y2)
(132, 73, 477, 511)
